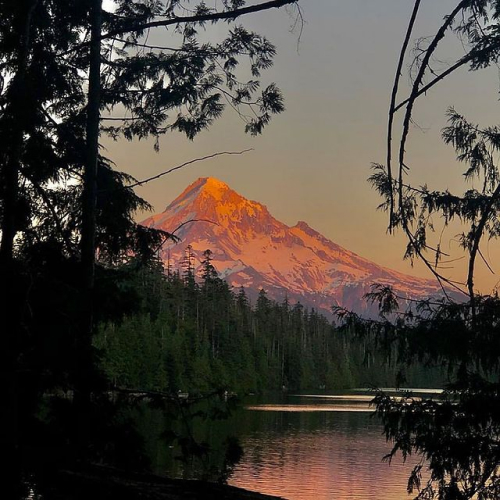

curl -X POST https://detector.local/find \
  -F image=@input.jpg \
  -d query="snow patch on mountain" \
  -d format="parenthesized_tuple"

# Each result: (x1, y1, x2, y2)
(141, 177, 447, 317)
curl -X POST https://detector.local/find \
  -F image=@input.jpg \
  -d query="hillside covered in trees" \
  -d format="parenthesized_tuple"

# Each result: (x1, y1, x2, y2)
(95, 250, 445, 394)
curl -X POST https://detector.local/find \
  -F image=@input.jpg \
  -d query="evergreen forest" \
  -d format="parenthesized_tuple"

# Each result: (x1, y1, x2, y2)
(95, 250, 445, 395)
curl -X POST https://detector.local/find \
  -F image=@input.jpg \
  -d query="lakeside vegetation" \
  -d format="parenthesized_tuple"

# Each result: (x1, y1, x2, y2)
(95, 251, 445, 395)
(0, 2, 304, 496)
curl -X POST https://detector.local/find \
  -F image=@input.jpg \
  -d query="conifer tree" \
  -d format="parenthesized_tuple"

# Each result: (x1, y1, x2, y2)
(0, 0, 303, 467)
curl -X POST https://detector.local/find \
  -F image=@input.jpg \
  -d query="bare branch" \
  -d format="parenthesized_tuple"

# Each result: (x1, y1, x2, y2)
(171, 218, 218, 236)
(478, 246, 495, 275)
(467, 182, 500, 316)
(398, 1, 469, 212)
(392, 1, 471, 300)
(387, 0, 422, 230)
(393, 37, 500, 113)
(126, 149, 253, 190)
(394, 57, 468, 113)
(148, 218, 217, 254)
(55, 0, 300, 58)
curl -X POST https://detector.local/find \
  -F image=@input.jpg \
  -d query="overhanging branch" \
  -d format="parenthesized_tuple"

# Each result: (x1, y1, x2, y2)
(125, 149, 253, 190)
(102, 0, 299, 40)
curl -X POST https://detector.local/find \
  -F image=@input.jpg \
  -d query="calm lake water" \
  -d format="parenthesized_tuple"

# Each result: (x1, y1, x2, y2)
(228, 393, 419, 500)
(141, 391, 432, 500)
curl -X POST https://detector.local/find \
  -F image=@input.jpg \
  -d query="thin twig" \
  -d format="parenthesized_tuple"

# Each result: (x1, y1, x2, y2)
(126, 149, 253, 190)
(394, 57, 468, 113)
(478, 246, 495, 275)
(171, 219, 218, 236)
(395, 1, 471, 300)
(398, 1, 469, 211)
(149, 218, 219, 254)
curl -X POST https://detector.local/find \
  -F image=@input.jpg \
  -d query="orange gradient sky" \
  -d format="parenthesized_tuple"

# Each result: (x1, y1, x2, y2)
(102, 1, 500, 294)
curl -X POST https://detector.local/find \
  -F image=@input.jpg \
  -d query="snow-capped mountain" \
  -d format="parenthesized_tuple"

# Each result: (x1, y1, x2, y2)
(141, 177, 446, 317)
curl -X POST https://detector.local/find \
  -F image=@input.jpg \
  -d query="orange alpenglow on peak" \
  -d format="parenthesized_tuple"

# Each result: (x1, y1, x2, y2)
(141, 178, 452, 317)
(165, 177, 245, 210)
(176, 177, 230, 201)
(144, 177, 270, 228)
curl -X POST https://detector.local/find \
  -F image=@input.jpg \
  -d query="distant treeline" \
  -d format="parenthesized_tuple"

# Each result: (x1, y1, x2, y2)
(95, 250, 445, 393)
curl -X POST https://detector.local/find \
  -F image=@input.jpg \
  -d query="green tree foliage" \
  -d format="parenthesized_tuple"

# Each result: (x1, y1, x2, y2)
(0, 3, 305, 495)
(0, 0, 300, 256)
(95, 254, 441, 394)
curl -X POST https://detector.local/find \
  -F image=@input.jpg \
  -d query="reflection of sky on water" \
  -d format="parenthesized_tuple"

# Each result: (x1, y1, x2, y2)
(230, 395, 425, 500)
(246, 404, 373, 413)
(291, 394, 375, 401)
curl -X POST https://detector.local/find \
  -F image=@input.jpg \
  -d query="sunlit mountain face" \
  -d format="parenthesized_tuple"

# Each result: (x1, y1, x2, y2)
(141, 177, 446, 317)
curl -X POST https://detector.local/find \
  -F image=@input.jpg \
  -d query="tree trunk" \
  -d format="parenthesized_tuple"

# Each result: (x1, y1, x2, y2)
(0, 0, 38, 449)
(81, 0, 103, 316)
(75, 0, 102, 419)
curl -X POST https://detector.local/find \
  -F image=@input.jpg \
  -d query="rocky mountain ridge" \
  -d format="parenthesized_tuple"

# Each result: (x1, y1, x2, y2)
(141, 177, 445, 316)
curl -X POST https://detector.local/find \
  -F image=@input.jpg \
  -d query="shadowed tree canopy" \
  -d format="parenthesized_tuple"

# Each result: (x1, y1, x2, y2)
(339, 1, 500, 499)
(0, 0, 301, 262)
(0, 1, 302, 496)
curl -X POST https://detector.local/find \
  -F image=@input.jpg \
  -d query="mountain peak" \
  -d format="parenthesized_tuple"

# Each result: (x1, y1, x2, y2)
(141, 178, 447, 317)
(148, 176, 273, 233)
(160, 176, 231, 212)
(175, 176, 230, 203)
(194, 177, 230, 194)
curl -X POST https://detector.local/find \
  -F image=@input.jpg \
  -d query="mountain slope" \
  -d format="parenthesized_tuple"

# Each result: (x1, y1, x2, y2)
(141, 177, 446, 316)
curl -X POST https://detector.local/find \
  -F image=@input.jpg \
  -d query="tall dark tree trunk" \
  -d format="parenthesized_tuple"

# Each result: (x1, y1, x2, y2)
(75, 0, 102, 417)
(0, 0, 37, 263)
(0, 0, 38, 449)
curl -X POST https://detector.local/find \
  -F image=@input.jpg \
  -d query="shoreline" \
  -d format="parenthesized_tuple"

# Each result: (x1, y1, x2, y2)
(50, 464, 286, 500)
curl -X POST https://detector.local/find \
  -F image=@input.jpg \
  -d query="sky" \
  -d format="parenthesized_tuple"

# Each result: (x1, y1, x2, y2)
(102, 1, 500, 294)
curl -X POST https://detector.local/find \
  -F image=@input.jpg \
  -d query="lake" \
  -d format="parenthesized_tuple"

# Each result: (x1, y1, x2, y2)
(141, 391, 431, 500)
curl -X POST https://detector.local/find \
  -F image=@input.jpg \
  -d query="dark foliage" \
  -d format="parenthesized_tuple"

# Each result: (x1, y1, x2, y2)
(0, 1, 300, 497)
(367, 2, 500, 498)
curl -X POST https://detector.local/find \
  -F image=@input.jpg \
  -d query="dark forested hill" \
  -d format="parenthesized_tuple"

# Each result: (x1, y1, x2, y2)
(95, 261, 444, 393)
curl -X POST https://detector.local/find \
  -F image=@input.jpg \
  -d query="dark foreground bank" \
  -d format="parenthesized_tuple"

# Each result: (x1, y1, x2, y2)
(28, 465, 284, 500)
